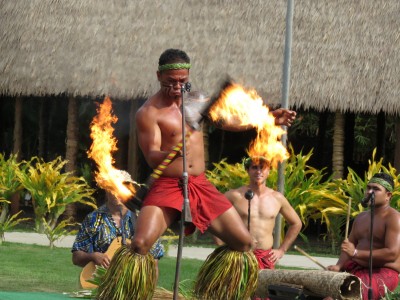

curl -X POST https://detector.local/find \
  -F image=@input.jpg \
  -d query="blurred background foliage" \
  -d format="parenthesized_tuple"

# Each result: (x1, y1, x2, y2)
(206, 147, 400, 254)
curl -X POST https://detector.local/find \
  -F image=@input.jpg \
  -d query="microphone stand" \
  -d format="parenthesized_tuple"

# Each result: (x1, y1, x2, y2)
(173, 82, 192, 300)
(367, 192, 375, 300)
(245, 189, 254, 232)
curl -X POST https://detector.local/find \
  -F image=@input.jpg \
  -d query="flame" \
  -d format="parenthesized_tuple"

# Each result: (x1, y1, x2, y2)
(87, 96, 135, 202)
(209, 83, 288, 167)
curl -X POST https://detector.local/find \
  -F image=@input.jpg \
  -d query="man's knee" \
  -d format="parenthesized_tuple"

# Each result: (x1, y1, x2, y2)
(237, 239, 252, 252)
(228, 235, 252, 252)
(131, 236, 152, 255)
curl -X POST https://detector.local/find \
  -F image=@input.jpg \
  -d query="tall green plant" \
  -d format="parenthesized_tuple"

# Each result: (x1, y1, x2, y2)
(16, 156, 97, 233)
(0, 153, 25, 223)
(0, 210, 31, 245)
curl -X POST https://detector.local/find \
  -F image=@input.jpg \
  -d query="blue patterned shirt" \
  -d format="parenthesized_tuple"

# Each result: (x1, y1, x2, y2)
(71, 205, 164, 259)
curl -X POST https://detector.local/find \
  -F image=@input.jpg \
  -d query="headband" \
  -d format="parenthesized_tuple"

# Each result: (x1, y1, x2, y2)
(368, 177, 393, 192)
(158, 63, 191, 72)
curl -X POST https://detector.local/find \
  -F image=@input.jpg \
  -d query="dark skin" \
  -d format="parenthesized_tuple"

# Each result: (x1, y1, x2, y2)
(327, 183, 400, 273)
(133, 64, 297, 255)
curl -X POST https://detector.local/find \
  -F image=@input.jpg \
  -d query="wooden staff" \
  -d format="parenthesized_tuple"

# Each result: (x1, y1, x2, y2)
(345, 198, 352, 240)
(294, 245, 327, 270)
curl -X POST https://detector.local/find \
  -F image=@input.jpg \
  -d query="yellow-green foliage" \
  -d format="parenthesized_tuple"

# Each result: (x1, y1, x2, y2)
(0, 153, 24, 201)
(206, 147, 400, 246)
(334, 149, 400, 214)
(0, 211, 31, 244)
(43, 217, 77, 249)
(206, 159, 249, 193)
(16, 156, 96, 233)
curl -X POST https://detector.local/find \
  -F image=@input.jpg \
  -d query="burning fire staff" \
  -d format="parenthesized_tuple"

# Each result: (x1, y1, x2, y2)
(97, 48, 296, 299)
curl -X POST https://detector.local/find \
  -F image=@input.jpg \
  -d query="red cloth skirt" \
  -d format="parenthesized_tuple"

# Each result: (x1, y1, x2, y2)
(344, 260, 399, 300)
(143, 173, 232, 234)
(253, 248, 275, 270)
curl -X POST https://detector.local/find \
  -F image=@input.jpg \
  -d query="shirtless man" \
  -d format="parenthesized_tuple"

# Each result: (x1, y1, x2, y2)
(217, 157, 302, 269)
(132, 48, 296, 256)
(326, 172, 400, 300)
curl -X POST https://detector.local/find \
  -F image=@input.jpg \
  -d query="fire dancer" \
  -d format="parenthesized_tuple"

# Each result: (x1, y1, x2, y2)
(326, 173, 400, 300)
(100, 48, 296, 299)
(133, 49, 296, 255)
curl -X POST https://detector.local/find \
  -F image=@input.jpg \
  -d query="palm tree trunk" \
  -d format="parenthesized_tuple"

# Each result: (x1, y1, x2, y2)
(13, 97, 23, 160)
(11, 97, 23, 215)
(332, 112, 344, 179)
(64, 97, 78, 220)
(38, 99, 48, 159)
(316, 110, 328, 169)
(344, 113, 355, 173)
(376, 112, 385, 160)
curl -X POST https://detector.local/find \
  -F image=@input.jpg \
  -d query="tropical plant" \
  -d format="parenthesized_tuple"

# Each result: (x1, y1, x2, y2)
(0, 210, 31, 245)
(206, 147, 333, 244)
(42, 217, 77, 249)
(0, 153, 26, 223)
(206, 148, 400, 253)
(206, 159, 249, 193)
(16, 156, 97, 233)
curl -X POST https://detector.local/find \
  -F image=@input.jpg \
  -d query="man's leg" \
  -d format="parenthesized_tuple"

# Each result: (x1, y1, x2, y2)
(131, 206, 179, 254)
(208, 206, 252, 252)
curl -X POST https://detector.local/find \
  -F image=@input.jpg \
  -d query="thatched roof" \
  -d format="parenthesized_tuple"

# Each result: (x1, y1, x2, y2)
(1, 1, 399, 115)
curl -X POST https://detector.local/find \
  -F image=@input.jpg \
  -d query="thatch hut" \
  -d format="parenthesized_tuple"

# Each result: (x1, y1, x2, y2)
(1, 0, 399, 185)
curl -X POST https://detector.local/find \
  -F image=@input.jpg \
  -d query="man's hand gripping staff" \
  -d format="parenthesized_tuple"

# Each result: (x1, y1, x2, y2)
(123, 130, 194, 212)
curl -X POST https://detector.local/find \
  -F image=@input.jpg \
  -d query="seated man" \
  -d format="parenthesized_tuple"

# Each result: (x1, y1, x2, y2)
(326, 172, 400, 300)
(72, 172, 164, 286)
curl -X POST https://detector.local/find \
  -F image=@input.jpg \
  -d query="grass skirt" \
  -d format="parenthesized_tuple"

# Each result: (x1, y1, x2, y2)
(95, 246, 156, 300)
(194, 245, 258, 300)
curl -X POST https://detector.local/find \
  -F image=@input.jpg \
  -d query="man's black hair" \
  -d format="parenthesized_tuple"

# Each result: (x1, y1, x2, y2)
(244, 157, 269, 170)
(371, 172, 394, 191)
(158, 49, 190, 66)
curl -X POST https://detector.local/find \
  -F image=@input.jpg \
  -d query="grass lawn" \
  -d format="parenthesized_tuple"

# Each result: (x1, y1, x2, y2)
(1, 241, 399, 299)
(0, 242, 203, 294)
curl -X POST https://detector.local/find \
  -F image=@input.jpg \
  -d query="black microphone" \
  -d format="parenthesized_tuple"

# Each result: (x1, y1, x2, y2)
(245, 189, 254, 201)
(361, 191, 375, 208)
(181, 82, 191, 92)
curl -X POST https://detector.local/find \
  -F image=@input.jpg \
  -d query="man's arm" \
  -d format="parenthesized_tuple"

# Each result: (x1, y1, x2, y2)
(72, 250, 111, 268)
(327, 220, 358, 271)
(135, 107, 168, 169)
(210, 108, 296, 132)
(275, 194, 302, 258)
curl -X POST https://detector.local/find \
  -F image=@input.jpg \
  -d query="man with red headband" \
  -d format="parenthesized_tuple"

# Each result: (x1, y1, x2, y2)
(326, 172, 400, 300)
(123, 48, 296, 299)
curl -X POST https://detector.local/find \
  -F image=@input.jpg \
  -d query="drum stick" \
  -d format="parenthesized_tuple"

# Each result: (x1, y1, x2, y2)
(294, 245, 327, 270)
(344, 198, 352, 240)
